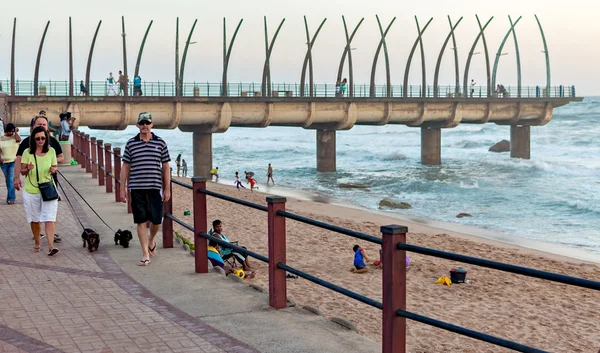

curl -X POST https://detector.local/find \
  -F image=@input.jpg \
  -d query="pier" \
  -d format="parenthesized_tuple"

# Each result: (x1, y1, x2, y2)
(0, 14, 583, 178)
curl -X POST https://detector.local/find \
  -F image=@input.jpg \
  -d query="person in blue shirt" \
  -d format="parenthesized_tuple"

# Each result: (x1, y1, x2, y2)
(133, 76, 143, 96)
(351, 244, 370, 273)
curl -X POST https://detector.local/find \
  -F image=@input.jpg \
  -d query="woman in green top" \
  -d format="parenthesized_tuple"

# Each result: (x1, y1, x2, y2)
(20, 126, 59, 255)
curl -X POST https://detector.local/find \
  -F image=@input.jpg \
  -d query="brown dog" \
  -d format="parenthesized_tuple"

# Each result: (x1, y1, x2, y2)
(81, 228, 100, 252)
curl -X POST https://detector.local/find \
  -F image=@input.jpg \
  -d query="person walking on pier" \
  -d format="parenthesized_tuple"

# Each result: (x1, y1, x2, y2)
(79, 80, 87, 96)
(0, 123, 22, 205)
(120, 112, 171, 266)
(106, 72, 117, 96)
(21, 126, 59, 255)
(340, 78, 347, 96)
(266, 163, 274, 185)
(470, 79, 476, 98)
(118, 70, 128, 96)
(133, 75, 143, 96)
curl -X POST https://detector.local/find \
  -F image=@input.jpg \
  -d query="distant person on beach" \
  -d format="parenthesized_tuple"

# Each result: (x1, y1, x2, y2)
(209, 219, 254, 273)
(0, 123, 22, 205)
(79, 80, 87, 96)
(120, 112, 171, 267)
(133, 75, 142, 96)
(266, 163, 274, 185)
(182, 159, 188, 177)
(351, 244, 370, 273)
(373, 248, 410, 270)
(118, 70, 128, 96)
(175, 154, 182, 177)
(234, 172, 245, 190)
(210, 167, 219, 181)
(247, 175, 257, 192)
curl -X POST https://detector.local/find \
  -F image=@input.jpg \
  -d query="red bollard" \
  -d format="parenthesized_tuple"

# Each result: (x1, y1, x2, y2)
(104, 144, 112, 193)
(97, 140, 104, 186)
(162, 180, 173, 248)
(113, 147, 122, 202)
(91, 137, 98, 179)
(192, 177, 208, 274)
(85, 134, 91, 173)
(81, 134, 87, 169)
(71, 131, 76, 163)
(381, 224, 408, 353)
(267, 196, 287, 309)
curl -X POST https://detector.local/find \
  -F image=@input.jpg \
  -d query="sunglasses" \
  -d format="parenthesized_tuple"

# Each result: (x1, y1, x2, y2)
(35, 136, 46, 141)
(138, 121, 151, 126)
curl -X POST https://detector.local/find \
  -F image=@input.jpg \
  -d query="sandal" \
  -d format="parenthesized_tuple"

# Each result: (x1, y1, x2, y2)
(148, 245, 156, 257)
(54, 234, 62, 243)
(33, 246, 40, 253)
(48, 248, 59, 256)
(138, 258, 151, 266)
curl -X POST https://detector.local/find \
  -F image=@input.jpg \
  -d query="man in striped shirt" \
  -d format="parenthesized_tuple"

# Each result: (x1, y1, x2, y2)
(120, 112, 171, 266)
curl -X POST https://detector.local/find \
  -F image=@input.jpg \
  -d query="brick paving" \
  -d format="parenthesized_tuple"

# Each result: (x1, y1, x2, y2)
(0, 178, 259, 353)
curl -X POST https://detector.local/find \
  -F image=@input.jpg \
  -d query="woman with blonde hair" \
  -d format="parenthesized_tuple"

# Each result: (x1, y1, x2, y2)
(20, 126, 59, 255)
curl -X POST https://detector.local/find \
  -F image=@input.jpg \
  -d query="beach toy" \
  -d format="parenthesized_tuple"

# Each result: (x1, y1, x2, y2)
(183, 210, 191, 216)
(436, 276, 452, 286)
(70, 158, 78, 165)
(373, 260, 381, 267)
(449, 268, 467, 284)
(233, 269, 245, 279)
(406, 255, 411, 268)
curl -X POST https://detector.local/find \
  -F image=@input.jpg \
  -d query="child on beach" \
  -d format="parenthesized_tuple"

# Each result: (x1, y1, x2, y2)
(247, 175, 258, 192)
(234, 172, 246, 190)
(210, 167, 219, 181)
(351, 245, 370, 273)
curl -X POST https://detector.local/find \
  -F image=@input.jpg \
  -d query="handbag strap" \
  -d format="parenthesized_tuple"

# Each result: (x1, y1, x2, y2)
(33, 153, 40, 184)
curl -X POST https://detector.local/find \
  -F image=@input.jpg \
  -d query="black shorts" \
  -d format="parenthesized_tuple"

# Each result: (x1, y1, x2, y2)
(130, 189, 163, 225)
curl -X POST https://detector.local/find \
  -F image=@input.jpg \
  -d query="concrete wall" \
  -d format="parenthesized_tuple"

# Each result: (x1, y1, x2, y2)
(4, 97, 576, 131)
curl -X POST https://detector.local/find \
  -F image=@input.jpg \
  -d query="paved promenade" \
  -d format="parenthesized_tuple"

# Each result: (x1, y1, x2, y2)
(0, 165, 379, 353)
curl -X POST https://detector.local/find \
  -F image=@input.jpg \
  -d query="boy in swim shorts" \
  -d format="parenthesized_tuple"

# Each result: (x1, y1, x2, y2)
(351, 244, 370, 273)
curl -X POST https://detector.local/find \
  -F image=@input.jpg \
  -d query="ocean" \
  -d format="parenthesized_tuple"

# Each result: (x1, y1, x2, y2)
(79, 97, 600, 257)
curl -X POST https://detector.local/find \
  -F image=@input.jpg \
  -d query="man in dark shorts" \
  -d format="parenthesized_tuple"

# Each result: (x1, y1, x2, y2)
(120, 112, 171, 266)
(14, 115, 64, 242)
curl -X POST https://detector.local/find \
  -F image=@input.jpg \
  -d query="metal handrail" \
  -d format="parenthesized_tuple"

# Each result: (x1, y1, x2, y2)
(398, 243, 600, 290)
(276, 209, 381, 245)
(197, 188, 268, 212)
(172, 179, 193, 190)
(0, 78, 578, 98)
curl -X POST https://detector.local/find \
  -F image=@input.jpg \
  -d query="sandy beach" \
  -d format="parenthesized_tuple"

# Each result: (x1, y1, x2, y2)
(170, 177, 600, 353)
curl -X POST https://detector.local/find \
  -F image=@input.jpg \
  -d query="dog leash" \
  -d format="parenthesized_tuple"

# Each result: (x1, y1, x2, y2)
(57, 170, 116, 233)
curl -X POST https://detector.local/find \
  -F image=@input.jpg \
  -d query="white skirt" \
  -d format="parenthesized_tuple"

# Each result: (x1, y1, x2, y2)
(22, 191, 58, 223)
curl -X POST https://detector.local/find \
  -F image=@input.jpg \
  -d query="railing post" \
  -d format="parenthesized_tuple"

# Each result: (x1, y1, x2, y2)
(97, 140, 105, 186)
(85, 134, 91, 173)
(113, 147, 122, 202)
(267, 196, 287, 309)
(381, 224, 408, 353)
(71, 130, 77, 164)
(162, 180, 173, 248)
(91, 137, 98, 178)
(104, 144, 112, 193)
(192, 177, 208, 274)
(80, 133, 87, 169)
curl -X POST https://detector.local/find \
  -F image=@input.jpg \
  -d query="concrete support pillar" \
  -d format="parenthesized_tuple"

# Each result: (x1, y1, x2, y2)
(510, 125, 530, 159)
(316, 130, 336, 172)
(192, 132, 212, 179)
(421, 127, 441, 165)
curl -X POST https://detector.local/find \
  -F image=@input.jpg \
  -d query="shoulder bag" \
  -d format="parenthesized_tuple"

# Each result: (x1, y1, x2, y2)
(31, 153, 59, 201)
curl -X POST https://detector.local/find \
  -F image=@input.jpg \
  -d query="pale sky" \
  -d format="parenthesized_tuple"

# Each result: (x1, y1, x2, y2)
(1, 0, 599, 95)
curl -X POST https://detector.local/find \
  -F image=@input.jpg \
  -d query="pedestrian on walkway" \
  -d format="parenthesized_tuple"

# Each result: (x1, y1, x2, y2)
(470, 79, 476, 98)
(15, 116, 64, 242)
(20, 126, 59, 255)
(120, 112, 171, 266)
(175, 154, 182, 177)
(106, 72, 117, 96)
(79, 80, 87, 96)
(0, 123, 22, 204)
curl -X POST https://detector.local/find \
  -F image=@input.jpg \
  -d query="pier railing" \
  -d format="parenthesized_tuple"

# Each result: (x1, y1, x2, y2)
(1, 79, 577, 98)
(71, 130, 600, 353)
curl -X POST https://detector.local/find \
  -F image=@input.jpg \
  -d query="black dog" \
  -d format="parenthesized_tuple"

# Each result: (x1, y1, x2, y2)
(114, 229, 133, 248)
(81, 228, 100, 252)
